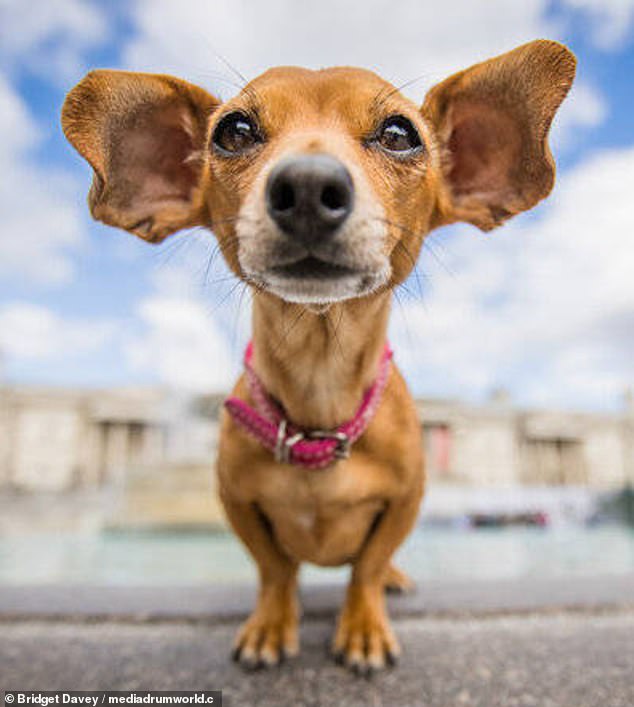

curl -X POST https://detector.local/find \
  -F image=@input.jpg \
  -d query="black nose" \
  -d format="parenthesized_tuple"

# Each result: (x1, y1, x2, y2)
(266, 154, 354, 243)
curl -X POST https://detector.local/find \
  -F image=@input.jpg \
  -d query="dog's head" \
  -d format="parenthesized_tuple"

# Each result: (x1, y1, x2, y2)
(62, 40, 575, 305)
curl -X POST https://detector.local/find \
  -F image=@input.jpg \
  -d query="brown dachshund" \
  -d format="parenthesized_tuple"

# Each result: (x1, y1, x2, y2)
(62, 39, 575, 673)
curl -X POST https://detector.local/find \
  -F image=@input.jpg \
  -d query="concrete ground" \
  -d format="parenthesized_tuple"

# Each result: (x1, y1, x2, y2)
(1, 577, 633, 707)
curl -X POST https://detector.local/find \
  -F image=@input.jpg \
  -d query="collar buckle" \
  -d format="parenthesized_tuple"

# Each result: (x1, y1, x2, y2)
(274, 419, 305, 464)
(308, 430, 351, 460)
(274, 421, 351, 464)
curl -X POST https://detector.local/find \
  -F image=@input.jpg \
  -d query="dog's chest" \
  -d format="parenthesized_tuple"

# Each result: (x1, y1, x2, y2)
(257, 464, 386, 565)
(291, 507, 318, 531)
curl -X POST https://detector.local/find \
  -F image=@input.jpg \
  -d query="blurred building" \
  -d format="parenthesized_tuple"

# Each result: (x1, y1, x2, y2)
(0, 384, 632, 493)
(0, 386, 227, 493)
(419, 391, 634, 489)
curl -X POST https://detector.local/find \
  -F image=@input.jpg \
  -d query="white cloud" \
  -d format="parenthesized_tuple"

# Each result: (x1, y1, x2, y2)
(0, 2, 110, 286)
(0, 71, 39, 158)
(390, 146, 634, 410)
(125, 294, 237, 393)
(0, 302, 114, 359)
(122, 0, 558, 99)
(0, 73, 85, 285)
(122, 236, 244, 393)
(0, 0, 109, 82)
(560, 0, 634, 49)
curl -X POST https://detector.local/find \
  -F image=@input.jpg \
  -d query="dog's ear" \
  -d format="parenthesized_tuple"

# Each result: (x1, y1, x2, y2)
(62, 70, 220, 242)
(423, 40, 576, 231)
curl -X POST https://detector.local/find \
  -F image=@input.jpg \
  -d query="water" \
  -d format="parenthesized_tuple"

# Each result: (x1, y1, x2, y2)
(1, 524, 633, 585)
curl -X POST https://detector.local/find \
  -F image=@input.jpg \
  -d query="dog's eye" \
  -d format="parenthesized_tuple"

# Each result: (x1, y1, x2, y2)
(376, 116, 422, 154)
(212, 112, 259, 154)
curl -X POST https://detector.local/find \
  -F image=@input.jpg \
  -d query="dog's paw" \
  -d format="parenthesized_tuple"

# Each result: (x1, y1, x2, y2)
(331, 585, 401, 674)
(232, 605, 299, 669)
(383, 563, 416, 595)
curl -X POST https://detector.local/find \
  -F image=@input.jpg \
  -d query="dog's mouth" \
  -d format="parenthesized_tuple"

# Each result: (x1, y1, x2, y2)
(269, 255, 359, 280)
(252, 253, 389, 305)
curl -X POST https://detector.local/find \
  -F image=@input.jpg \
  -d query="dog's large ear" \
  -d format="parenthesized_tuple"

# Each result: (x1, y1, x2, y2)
(62, 70, 220, 242)
(423, 40, 576, 231)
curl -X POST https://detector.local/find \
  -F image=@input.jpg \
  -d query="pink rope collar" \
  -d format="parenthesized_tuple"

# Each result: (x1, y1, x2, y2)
(224, 342, 393, 470)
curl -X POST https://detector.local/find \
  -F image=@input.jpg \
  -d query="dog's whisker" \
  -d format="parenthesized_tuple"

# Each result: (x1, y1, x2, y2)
(393, 287, 422, 356)
(397, 241, 427, 300)
(334, 305, 346, 354)
(203, 242, 222, 288)
(422, 238, 455, 278)
(194, 33, 248, 88)
(272, 305, 307, 359)
(324, 308, 346, 366)
(371, 71, 437, 114)
(150, 231, 200, 271)
(381, 230, 426, 300)
(209, 279, 244, 314)
(147, 234, 185, 264)
(194, 33, 270, 111)
(232, 280, 252, 350)
(423, 234, 458, 277)
(187, 71, 246, 96)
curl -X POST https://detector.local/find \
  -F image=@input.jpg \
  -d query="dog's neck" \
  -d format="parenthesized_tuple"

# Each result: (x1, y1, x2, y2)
(251, 291, 391, 430)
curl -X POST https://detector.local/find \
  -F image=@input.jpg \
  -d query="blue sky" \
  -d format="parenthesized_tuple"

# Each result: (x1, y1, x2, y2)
(0, 0, 632, 411)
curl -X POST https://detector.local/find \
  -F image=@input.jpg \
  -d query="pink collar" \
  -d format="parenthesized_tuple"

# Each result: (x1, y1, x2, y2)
(224, 342, 393, 470)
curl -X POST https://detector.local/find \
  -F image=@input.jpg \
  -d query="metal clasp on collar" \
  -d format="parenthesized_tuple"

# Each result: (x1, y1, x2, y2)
(274, 420, 351, 464)
(308, 430, 351, 460)
(274, 420, 305, 464)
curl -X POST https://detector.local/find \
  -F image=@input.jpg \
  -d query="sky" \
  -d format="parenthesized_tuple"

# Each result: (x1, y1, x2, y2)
(0, 0, 632, 411)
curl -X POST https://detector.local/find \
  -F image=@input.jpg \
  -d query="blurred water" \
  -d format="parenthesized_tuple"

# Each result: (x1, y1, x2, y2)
(0, 524, 632, 586)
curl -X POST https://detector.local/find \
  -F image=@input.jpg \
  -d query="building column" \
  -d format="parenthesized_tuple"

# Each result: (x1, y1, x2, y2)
(81, 422, 103, 488)
(104, 423, 129, 487)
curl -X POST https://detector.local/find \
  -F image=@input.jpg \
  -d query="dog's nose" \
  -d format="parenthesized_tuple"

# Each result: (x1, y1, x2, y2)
(266, 154, 354, 242)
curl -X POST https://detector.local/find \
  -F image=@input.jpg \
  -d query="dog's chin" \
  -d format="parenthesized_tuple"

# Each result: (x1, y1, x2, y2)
(250, 259, 390, 305)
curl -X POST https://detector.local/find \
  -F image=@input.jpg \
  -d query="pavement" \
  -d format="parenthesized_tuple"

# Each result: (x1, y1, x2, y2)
(1, 576, 633, 707)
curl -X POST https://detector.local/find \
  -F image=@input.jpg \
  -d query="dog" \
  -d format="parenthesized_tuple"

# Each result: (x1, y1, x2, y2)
(62, 39, 575, 673)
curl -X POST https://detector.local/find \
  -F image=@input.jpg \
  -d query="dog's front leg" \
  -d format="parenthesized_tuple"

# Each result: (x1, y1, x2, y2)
(333, 490, 422, 673)
(221, 493, 299, 668)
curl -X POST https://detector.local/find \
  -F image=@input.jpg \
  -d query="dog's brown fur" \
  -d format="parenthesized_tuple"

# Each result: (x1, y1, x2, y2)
(62, 40, 575, 672)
